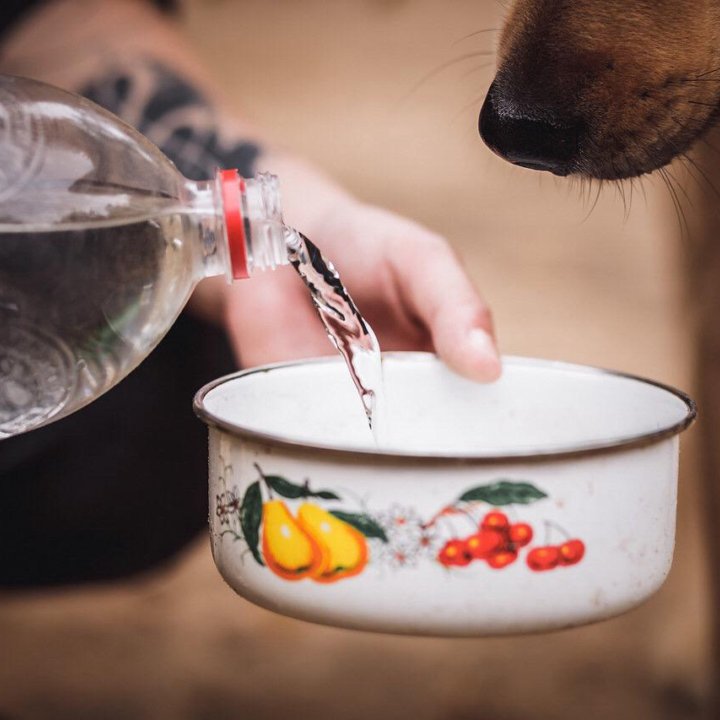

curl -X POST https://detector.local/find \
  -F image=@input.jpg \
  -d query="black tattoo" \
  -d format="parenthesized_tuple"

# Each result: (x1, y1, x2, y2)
(82, 60, 261, 180)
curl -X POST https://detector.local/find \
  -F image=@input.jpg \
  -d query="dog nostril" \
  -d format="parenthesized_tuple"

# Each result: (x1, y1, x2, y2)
(479, 81, 581, 176)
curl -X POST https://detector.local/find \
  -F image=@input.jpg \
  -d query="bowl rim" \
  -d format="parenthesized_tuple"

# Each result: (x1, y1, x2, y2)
(193, 353, 697, 464)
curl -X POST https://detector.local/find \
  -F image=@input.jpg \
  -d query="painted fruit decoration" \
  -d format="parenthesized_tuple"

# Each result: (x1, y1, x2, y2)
(297, 503, 369, 583)
(214, 466, 586, 583)
(428, 484, 586, 573)
(216, 464, 383, 584)
(261, 500, 324, 581)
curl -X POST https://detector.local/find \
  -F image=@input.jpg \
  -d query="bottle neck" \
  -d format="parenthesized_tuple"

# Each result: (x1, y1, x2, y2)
(184, 170, 290, 283)
(240, 171, 291, 274)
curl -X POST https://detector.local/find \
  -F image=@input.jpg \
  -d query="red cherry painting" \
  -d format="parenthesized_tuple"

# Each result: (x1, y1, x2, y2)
(527, 546, 561, 572)
(509, 523, 534, 547)
(481, 511, 510, 533)
(559, 539, 586, 566)
(438, 539, 472, 567)
(466, 530, 504, 559)
(487, 550, 518, 569)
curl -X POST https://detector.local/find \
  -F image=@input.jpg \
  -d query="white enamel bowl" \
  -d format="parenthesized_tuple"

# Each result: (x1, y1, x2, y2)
(194, 354, 695, 636)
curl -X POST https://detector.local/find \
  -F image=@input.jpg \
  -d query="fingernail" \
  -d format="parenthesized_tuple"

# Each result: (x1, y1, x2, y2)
(468, 328, 498, 356)
(467, 328, 502, 379)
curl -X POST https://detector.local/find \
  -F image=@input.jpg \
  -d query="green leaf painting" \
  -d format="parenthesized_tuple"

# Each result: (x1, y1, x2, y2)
(329, 510, 389, 543)
(240, 481, 264, 566)
(313, 490, 343, 500)
(459, 481, 547, 506)
(263, 475, 306, 499)
(264, 474, 341, 501)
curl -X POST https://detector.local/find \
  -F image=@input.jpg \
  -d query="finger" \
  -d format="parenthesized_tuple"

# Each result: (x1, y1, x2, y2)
(224, 269, 334, 367)
(392, 237, 502, 382)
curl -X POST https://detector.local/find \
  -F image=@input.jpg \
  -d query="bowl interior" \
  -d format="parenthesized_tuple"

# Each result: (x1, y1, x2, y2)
(198, 354, 694, 458)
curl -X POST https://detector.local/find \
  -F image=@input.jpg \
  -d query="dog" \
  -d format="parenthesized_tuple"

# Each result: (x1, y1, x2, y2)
(479, 0, 720, 181)
(480, 2, 720, 712)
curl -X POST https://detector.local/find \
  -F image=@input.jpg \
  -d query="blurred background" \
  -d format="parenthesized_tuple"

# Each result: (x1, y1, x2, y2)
(0, 0, 712, 718)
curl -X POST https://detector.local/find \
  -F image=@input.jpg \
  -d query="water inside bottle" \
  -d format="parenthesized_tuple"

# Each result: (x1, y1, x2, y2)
(0, 217, 385, 442)
(0, 213, 198, 437)
(286, 230, 386, 443)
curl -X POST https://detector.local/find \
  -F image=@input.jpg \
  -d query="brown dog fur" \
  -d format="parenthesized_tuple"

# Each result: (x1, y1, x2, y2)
(493, 0, 720, 179)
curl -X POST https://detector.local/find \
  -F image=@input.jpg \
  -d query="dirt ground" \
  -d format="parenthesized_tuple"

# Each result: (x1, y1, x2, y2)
(0, 1, 712, 718)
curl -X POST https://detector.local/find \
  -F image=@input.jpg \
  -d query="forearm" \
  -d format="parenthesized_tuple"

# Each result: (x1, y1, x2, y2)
(0, 0, 353, 214)
(0, 0, 238, 127)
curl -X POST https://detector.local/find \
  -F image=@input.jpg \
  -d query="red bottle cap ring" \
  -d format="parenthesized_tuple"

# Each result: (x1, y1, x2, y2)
(219, 168, 249, 279)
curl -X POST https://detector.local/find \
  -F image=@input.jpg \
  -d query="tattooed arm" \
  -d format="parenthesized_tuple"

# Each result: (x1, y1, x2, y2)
(0, 0, 500, 381)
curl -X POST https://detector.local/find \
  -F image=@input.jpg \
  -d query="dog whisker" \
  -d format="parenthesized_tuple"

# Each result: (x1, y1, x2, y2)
(691, 64, 720, 80)
(407, 51, 496, 97)
(578, 175, 591, 206)
(580, 178, 605, 222)
(681, 152, 720, 201)
(664, 115, 720, 201)
(459, 62, 493, 80)
(657, 169, 679, 225)
(658, 167, 689, 238)
(637, 175, 650, 206)
(586, 177, 595, 207)
(687, 100, 719, 109)
(699, 135, 720, 157)
(680, 78, 720, 84)
(451, 28, 499, 47)
(614, 178, 631, 220)
(651, 127, 696, 209)
(677, 155, 709, 201)
(666, 165, 694, 208)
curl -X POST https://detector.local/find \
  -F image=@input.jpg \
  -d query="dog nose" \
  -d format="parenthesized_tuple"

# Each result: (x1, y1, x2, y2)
(479, 81, 580, 176)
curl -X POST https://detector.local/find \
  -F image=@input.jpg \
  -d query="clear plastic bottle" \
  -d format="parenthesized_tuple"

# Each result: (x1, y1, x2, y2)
(0, 75, 290, 438)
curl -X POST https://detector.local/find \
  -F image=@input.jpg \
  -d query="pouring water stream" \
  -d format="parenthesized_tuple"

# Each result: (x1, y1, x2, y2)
(285, 229, 386, 443)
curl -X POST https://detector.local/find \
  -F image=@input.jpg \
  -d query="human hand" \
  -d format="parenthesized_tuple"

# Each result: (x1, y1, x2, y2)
(218, 160, 501, 382)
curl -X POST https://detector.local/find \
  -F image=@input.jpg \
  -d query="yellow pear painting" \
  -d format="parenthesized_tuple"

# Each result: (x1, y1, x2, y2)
(218, 464, 381, 585)
(260, 500, 369, 583)
(297, 503, 368, 583)
(261, 500, 325, 581)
